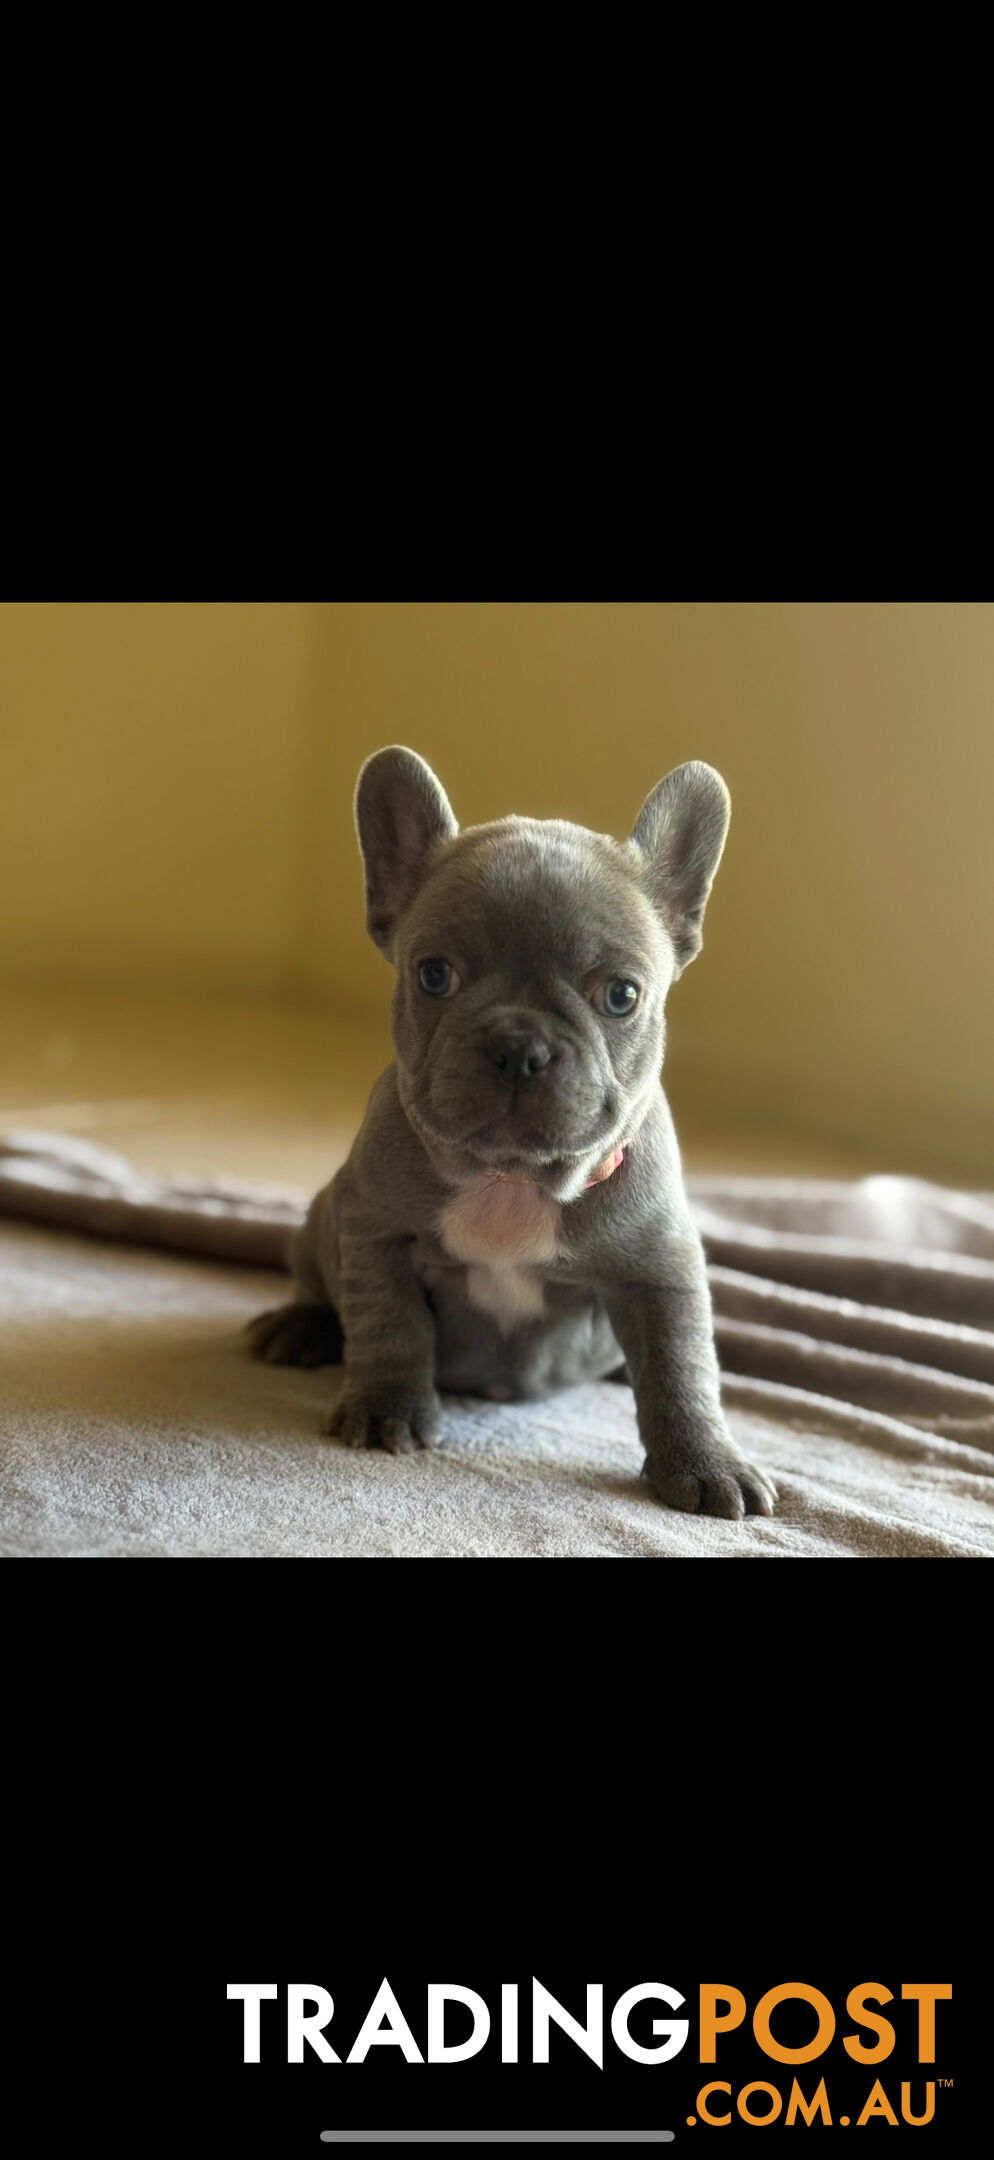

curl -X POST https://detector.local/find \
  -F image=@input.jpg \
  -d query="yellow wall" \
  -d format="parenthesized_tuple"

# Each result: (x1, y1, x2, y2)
(0, 601, 313, 992)
(2, 602, 992, 1173)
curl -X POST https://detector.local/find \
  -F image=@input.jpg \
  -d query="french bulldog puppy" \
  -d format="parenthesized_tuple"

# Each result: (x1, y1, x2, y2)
(248, 748, 776, 1518)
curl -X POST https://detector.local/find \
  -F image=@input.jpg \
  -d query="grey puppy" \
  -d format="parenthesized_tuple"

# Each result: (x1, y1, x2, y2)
(248, 747, 776, 1518)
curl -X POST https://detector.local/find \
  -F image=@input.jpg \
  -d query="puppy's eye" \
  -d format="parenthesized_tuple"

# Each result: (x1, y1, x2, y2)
(593, 977, 640, 1017)
(418, 959, 461, 998)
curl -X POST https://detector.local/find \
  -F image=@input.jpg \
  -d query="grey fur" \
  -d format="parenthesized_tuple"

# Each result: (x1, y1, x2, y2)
(247, 746, 776, 1519)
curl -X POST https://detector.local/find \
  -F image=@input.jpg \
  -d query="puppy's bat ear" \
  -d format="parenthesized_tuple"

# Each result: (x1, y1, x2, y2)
(354, 746, 459, 958)
(628, 761, 731, 973)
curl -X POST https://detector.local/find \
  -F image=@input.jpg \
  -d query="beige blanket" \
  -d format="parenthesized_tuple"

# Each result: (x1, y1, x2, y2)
(2, 1130, 992, 1558)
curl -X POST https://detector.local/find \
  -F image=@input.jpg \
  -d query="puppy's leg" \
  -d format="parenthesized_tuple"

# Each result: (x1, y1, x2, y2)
(324, 1221, 441, 1456)
(245, 1182, 347, 1368)
(604, 1230, 777, 1520)
(245, 1303, 344, 1367)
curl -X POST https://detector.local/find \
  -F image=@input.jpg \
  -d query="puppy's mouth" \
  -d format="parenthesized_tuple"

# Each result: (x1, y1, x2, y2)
(413, 1039, 619, 1167)
(458, 1094, 615, 1169)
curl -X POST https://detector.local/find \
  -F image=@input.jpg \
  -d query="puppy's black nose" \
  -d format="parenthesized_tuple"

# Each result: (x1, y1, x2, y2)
(483, 1026, 557, 1081)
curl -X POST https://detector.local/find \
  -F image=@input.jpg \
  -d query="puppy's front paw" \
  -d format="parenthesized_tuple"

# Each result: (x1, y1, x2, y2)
(326, 1383, 442, 1456)
(644, 1419, 777, 1520)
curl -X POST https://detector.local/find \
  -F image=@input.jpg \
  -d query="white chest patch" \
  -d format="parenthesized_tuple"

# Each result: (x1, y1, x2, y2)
(437, 1177, 563, 1334)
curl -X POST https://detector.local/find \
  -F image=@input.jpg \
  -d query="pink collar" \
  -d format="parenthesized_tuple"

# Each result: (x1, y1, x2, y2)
(485, 1144, 625, 1192)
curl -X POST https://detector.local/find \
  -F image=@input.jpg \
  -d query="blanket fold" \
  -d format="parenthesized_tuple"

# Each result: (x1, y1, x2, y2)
(3, 1129, 993, 1473)
(5, 1129, 994, 1557)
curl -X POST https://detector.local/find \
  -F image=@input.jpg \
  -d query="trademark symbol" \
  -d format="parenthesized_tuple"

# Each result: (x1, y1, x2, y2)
(938, 2078, 954, 2088)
